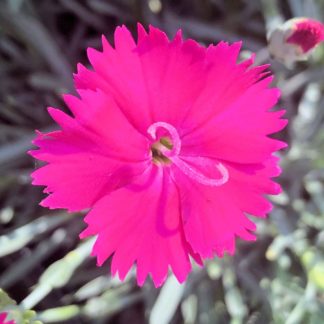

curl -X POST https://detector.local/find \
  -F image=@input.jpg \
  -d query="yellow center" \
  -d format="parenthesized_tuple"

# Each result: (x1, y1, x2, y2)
(151, 136, 173, 164)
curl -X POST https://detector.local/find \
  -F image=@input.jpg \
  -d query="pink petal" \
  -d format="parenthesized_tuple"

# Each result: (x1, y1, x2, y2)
(181, 79, 287, 163)
(0, 313, 14, 324)
(31, 156, 147, 212)
(85, 26, 153, 133)
(73, 63, 108, 92)
(62, 90, 149, 161)
(134, 26, 206, 128)
(30, 89, 150, 211)
(172, 159, 257, 259)
(179, 43, 267, 131)
(78, 25, 208, 133)
(81, 166, 194, 287)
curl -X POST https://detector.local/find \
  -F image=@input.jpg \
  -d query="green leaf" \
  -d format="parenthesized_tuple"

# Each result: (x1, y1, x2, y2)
(0, 289, 16, 309)
(301, 249, 324, 291)
(21, 238, 95, 310)
(0, 214, 69, 257)
(150, 275, 185, 324)
(38, 305, 80, 323)
(0, 289, 42, 324)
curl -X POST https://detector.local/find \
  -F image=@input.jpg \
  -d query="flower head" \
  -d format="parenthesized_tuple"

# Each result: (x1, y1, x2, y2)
(268, 17, 324, 65)
(0, 312, 14, 324)
(31, 24, 287, 287)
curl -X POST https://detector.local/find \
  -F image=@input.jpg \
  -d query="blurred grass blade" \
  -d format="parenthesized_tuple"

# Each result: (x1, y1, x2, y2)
(59, 0, 106, 30)
(20, 238, 95, 310)
(301, 249, 324, 291)
(0, 126, 53, 168)
(223, 268, 248, 321)
(260, 0, 284, 33)
(0, 5, 73, 90)
(0, 214, 69, 257)
(181, 294, 198, 324)
(39, 237, 95, 288)
(150, 275, 185, 324)
(84, 286, 142, 318)
(0, 288, 16, 309)
(74, 276, 112, 301)
(38, 305, 80, 323)
(0, 289, 42, 324)
(0, 132, 35, 167)
(7, 0, 25, 12)
(0, 229, 66, 289)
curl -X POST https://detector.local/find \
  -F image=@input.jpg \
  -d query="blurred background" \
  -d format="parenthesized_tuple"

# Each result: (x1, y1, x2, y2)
(0, 0, 324, 323)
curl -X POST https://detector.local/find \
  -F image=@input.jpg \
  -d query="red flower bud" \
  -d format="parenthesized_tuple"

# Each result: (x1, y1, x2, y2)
(268, 18, 324, 65)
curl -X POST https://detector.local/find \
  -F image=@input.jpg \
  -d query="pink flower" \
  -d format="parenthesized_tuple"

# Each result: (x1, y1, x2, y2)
(268, 18, 324, 65)
(0, 312, 14, 324)
(31, 24, 287, 287)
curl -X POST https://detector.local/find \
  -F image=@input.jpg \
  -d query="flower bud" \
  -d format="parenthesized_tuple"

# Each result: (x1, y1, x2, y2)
(268, 18, 324, 66)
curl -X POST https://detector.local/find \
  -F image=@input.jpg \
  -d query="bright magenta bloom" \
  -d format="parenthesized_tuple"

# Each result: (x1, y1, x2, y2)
(31, 25, 287, 287)
(0, 312, 14, 324)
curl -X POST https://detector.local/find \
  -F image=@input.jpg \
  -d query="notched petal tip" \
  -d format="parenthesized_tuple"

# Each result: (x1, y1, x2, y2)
(114, 25, 136, 51)
(79, 227, 92, 239)
(46, 107, 74, 131)
(87, 47, 102, 68)
(275, 139, 288, 150)
(96, 253, 107, 267)
(271, 182, 282, 194)
(136, 276, 146, 287)
(152, 273, 169, 288)
(39, 197, 52, 208)
(237, 229, 257, 242)
(29, 131, 42, 150)
(137, 269, 170, 288)
(27, 149, 35, 157)
(171, 264, 191, 284)
(190, 252, 204, 267)
(148, 24, 170, 44)
(230, 41, 243, 62)
(273, 88, 281, 100)
(74, 63, 88, 78)
(137, 23, 147, 42)
(232, 40, 243, 50)
(258, 75, 274, 88)
(47, 106, 61, 118)
(173, 29, 183, 43)
(239, 52, 255, 69)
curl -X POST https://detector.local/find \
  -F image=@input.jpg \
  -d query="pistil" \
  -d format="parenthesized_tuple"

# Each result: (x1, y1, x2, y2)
(147, 121, 229, 187)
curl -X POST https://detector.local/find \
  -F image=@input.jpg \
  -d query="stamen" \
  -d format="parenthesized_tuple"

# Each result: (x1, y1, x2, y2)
(147, 122, 181, 157)
(147, 121, 229, 187)
(173, 157, 229, 186)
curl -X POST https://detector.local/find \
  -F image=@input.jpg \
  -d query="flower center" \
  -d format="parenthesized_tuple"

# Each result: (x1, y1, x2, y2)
(150, 137, 173, 164)
(148, 122, 181, 165)
(147, 121, 229, 187)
